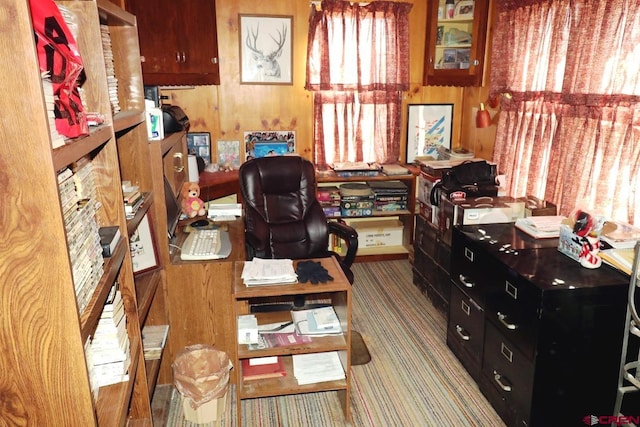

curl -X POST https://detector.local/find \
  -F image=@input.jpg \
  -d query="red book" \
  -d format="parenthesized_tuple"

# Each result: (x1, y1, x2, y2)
(241, 357, 286, 381)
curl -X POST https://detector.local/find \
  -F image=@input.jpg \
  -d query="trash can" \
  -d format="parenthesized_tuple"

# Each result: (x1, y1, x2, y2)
(173, 344, 232, 424)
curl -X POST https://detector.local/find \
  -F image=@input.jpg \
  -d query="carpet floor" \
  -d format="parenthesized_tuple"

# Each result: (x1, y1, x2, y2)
(154, 259, 505, 426)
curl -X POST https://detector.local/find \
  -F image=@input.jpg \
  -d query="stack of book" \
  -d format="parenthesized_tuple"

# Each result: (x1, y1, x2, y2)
(332, 162, 381, 177)
(369, 180, 409, 212)
(599, 220, 640, 275)
(100, 24, 120, 116)
(318, 186, 341, 218)
(142, 324, 169, 360)
(41, 72, 65, 149)
(241, 356, 286, 381)
(123, 187, 144, 219)
(292, 351, 345, 385)
(58, 166, 104, 314)
(340, 183, 374, 217)
(87, 285, 130, 388)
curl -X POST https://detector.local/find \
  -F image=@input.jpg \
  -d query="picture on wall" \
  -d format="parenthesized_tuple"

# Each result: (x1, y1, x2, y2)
(239, 14, 293, 85)
(130, 213, 159, 275)
(216, 140, 241, 169)
(406, 104, 453, 163)
(244, 131, 295, 160)
(187, 132, 211, 165)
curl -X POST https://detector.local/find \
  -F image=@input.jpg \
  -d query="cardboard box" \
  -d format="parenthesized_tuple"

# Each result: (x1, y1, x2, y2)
(351, 219, 403, 248)
(182, 391, 227, 425)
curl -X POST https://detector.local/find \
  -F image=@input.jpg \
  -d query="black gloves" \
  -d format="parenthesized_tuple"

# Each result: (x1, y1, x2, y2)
(296, 260, 334, 284)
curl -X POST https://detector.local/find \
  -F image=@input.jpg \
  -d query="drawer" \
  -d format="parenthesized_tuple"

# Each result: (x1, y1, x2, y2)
(434, 238, 451, 273)
(447, 285, 484, 380)
(414, 245, 438, 284)
(484, 273, 541, 360)
(414, 214, 438, 258)
(482, 322, 534, 425)
(432, 266, 450, 306)
(412, 267, 428, 296)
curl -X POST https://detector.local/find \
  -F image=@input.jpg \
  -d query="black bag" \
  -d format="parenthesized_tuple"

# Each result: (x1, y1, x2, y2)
(443, 160, 496, 188)
(430, 160, 497, 206)
(162, 105, 190, 133)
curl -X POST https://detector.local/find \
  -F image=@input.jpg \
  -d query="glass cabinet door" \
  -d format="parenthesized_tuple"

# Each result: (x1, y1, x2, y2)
(423, 0, 489, 87)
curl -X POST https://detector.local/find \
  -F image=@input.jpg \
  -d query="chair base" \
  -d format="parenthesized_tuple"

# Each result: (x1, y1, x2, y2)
(351, 330, 371, 365)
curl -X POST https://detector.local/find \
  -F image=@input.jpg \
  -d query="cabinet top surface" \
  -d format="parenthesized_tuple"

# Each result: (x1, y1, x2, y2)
(455, 224, 628, 292)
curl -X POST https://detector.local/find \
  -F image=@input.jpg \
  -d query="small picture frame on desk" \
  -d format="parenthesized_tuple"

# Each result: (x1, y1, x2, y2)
(187, 132, 212, 165)
(130, 212, 159, 275)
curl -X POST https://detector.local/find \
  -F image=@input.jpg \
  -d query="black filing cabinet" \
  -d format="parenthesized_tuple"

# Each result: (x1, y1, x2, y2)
(450, 224, 629, 427)
(413, 213, 451, 314)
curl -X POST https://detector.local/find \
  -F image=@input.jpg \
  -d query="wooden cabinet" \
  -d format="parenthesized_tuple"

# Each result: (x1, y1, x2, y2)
(423, 0, 489, 87)
(126, 0, 220, 85)
(317, 170, 417, 260)
(0, 0, 163, 424)
(449, 224, 629, 426)
(232, 257, 351, 425)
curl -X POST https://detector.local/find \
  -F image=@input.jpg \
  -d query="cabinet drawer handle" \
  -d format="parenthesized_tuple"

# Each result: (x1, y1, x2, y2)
(497, 312, 518, 330)
(459, 274, 475, 288)
(173, 152, 184, 173)
(455, 324, 470, 341)
(175, 51, 181, 63)
(493, 370, 512, 392)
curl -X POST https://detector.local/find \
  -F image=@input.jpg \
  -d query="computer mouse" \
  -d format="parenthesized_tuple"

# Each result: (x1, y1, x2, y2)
(190, 219, 210, 228)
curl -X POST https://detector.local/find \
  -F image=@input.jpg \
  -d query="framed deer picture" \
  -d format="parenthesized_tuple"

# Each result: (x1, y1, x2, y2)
(239, 15, 293, 85)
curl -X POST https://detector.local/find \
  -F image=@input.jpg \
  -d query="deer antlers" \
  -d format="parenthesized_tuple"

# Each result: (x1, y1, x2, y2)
(245, 24, 287, 60)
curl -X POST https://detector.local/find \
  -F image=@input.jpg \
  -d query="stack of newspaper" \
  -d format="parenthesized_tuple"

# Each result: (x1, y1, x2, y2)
(241, 258, 297, 286)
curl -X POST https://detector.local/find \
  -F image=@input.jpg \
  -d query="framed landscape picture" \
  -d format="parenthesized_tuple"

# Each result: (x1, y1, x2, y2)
(244, 131, 295, 160)
(406, 104, 453, 163)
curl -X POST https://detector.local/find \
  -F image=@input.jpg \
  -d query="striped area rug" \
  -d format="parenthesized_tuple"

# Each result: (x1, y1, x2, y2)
(163, 260, 504, 427)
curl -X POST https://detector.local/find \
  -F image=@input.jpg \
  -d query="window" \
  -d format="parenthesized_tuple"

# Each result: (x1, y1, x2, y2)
(305, 0, 412, 168)
(490, 0, 640, 223)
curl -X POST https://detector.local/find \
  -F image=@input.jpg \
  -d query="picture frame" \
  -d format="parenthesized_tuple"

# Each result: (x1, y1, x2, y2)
(129, 212, 159, 275)
(187, 132, 211, 165)
(454, 0, 475, 19)
(239, 14, 293, 85)
(216, 140, 241, 169)
(406, 104, 453, 163)
(244, 131, 295, 160)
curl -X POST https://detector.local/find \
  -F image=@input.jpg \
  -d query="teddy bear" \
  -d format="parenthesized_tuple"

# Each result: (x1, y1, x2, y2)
(180, 181, 206, 218)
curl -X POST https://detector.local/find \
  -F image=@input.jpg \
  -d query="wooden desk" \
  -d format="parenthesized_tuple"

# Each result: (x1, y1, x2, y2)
(161, 218, 246, 384)
(198, 169, 240, 202)
(233, 257, 352, 425)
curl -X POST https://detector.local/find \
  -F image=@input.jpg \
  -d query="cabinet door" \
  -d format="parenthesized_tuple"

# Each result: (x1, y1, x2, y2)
(127, 0, 220, 85)
(177, 0, 219, 78)
(129, 0, 181, 75)
(423, 0, 489, 87)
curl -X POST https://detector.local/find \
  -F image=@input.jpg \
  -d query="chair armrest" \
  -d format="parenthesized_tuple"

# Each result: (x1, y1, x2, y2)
(328, 220, 358, 268)
(244, 233, 261, 260)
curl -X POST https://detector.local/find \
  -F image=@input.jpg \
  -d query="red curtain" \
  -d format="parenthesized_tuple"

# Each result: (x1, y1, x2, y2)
(306, 0, 412, 168)
(490, 0, 640, 223)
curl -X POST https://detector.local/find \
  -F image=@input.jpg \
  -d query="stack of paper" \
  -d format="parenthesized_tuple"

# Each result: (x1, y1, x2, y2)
(600, 247, 637, 276)
(515, 216, 565, 238)
(292, 351, 345, 385)
(600, 220, 640, 249)
(142, 325, 169, 360)
(241, 258, 297, 286)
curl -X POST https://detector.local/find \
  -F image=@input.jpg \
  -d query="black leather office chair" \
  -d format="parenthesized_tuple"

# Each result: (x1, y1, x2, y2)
(239, 156, 370, 364)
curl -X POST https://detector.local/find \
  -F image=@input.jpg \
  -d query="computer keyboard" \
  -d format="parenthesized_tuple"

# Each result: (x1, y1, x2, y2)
(180, 229, 222, 260)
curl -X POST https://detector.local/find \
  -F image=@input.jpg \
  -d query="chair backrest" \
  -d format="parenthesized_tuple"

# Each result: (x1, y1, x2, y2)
(239, 156, 329, 260)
